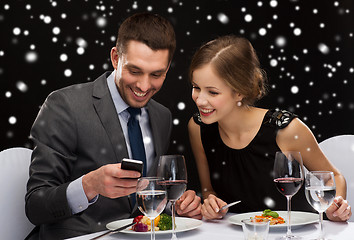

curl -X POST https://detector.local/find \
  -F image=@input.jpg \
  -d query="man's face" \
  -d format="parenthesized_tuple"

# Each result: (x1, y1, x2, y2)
(111, 40, 170, 108)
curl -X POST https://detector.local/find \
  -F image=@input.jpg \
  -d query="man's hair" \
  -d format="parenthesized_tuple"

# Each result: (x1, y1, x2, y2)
(116, 12, 176, 63)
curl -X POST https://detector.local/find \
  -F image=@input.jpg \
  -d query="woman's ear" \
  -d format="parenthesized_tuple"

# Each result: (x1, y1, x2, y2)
(110, 47, 119, 69)
(233, 91, 244, 102)
(234, 92, 244, 107)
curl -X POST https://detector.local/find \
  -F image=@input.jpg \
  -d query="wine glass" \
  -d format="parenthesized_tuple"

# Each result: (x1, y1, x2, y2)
(305, 171, 336, 240)
(273, 151, 304, 240)
(136, 177, 167, 240)
(157, 155, 187, 240)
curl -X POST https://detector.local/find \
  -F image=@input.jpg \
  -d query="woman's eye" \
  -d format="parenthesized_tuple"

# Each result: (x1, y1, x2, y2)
(209, 91, 219, 95)
(192, 86, 200, 90)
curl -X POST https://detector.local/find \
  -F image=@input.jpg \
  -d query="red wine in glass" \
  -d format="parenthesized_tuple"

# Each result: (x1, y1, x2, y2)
(274, 177, 303, 196)
(157, 155, 187, 240)
(160, 180, 187, 201)
(273, 151, 304, 240)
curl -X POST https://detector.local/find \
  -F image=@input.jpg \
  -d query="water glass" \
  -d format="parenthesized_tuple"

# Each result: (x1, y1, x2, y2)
(305, 171, 336, 240)
(241, 218, 270, 240)
(136, 177, 167, 240)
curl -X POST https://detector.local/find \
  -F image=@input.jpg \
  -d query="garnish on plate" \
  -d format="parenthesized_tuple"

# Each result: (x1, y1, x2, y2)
(131, 213, 173, 232)
(253, 209, 285, 225)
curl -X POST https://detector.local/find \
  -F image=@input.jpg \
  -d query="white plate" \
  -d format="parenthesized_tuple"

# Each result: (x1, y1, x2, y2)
(228, 211, 318, 229)
(106, 217, 202, 234)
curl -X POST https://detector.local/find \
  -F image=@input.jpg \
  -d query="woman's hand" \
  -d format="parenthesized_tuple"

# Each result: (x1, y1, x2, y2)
(326, 196, 352, 221)
(201, 194, 228, 220)
(175, 190, 202, 219)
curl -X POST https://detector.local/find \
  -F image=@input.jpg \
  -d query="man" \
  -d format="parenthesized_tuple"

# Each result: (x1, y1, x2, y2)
(25, 13, 201, 240)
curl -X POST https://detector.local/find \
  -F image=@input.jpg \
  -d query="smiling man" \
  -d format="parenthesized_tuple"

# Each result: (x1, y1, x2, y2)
(112, 40, 169, 109)
(25, 13, 201, 240)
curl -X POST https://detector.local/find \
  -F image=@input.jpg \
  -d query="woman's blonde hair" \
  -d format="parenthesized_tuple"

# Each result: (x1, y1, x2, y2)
(189, 35, 268, 105)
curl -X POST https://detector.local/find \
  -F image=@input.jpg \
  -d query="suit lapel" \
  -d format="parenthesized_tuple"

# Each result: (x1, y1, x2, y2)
(145, 101, 162, 176)
(92, 72, 129, 164)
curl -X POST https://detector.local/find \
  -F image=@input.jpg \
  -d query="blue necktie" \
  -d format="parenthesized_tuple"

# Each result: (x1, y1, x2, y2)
(127, 107, 147, 176)
(127, 107, 147, 209)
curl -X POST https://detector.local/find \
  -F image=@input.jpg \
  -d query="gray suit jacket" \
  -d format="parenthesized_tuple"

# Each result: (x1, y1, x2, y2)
(25, 72, 172, 239)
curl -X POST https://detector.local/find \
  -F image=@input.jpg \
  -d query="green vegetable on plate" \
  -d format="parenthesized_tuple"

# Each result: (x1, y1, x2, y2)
(158, 213, 173, 231)
(262, 209, 279, 218)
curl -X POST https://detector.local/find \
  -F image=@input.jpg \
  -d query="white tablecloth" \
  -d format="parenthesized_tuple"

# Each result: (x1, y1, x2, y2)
(68, 215, 354, 240)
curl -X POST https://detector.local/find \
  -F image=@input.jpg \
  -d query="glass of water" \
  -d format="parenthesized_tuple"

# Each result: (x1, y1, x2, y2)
(136, 177, 167, 240)
(305, 171, 336, 240)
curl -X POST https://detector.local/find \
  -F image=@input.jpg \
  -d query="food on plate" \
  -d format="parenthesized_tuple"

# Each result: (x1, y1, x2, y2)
(132, 213, 172, 232)
(253, 209, 285, 225)
(158, 213, 173, 230)
(134, 222, 148, 232)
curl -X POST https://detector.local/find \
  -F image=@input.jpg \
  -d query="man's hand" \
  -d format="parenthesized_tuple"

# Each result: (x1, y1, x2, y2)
(326, 196, 352, 221)
(82, 163, 141, 201)
(175, 190, 202, 219)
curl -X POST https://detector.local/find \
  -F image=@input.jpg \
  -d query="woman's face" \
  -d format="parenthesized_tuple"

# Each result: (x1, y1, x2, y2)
(191, 64, 240, 124)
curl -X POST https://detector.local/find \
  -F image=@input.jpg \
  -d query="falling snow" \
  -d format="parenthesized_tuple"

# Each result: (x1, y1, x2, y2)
(173, 119, 179, 125)
(217, 13, 229, 24)
(318, 43, 330, 54)
(1, 0, 353, 193)
(16, 81, 28, 92)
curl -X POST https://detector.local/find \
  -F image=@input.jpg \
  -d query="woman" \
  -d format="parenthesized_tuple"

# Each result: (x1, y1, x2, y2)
(188, 35, 351, 221)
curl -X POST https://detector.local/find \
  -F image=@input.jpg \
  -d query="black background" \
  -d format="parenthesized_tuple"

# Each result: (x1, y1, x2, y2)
(1, 0, 353, 194)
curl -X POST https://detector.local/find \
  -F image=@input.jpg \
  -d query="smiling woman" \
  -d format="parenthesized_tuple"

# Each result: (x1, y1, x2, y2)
(187, 35, 351, 223)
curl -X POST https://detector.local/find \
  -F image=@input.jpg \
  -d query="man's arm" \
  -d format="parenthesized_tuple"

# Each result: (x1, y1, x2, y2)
(26, 90, 142, 225)
(25, 91, 79, 225)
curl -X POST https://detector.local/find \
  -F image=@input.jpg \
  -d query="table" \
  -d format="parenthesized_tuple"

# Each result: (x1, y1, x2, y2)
(67, 215, 354, 240)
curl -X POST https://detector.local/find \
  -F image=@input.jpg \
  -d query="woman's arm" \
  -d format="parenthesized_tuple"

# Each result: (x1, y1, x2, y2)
(188, 118, 216, 200)
(277, 118, 351, 221)
(188, 118, 228, 219)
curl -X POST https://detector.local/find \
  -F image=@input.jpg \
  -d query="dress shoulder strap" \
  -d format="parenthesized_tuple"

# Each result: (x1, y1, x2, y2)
(264, 109, 297, 129)
(192, 112, 204, 126)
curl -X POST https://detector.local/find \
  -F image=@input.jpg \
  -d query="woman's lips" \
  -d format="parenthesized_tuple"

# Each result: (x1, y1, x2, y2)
(199, 108, 215, 116)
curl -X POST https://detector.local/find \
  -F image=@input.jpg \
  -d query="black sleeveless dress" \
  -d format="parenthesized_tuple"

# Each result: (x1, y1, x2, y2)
(193, 109, 315, 213)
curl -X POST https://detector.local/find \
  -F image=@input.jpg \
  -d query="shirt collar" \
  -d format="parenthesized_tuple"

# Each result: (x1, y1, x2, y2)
(107, 70, 129, 115)
(107, 70, 147, 117)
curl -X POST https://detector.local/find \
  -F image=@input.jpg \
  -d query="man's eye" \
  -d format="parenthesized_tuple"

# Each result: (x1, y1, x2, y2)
(130, 71, 141, 75)
(152, 74, 162, 78)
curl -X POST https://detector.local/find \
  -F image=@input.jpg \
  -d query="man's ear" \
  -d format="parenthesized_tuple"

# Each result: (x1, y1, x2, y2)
(110, 47, 119, 69)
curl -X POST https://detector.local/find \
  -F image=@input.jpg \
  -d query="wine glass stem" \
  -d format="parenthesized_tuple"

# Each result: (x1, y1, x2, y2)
(319, 212, 324, 239)
(171, 200, 177, 240)
(286, 196, 293, 237)
(151, 218, 155, 240)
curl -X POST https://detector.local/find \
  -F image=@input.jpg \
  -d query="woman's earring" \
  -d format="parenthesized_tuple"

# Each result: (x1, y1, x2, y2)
(237, 101, 242, 107)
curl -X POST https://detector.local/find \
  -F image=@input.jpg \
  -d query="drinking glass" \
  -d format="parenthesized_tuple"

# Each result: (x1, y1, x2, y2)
(157, 155, 187, 240)
(136, 177, 167, 240)
(273, 151, 304, 240)
(305, 171, 336, 240)
(241, 218, 270, 240)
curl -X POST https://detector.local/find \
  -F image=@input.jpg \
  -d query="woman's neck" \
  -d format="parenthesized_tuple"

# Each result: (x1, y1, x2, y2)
(218, 107, 267, 148)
